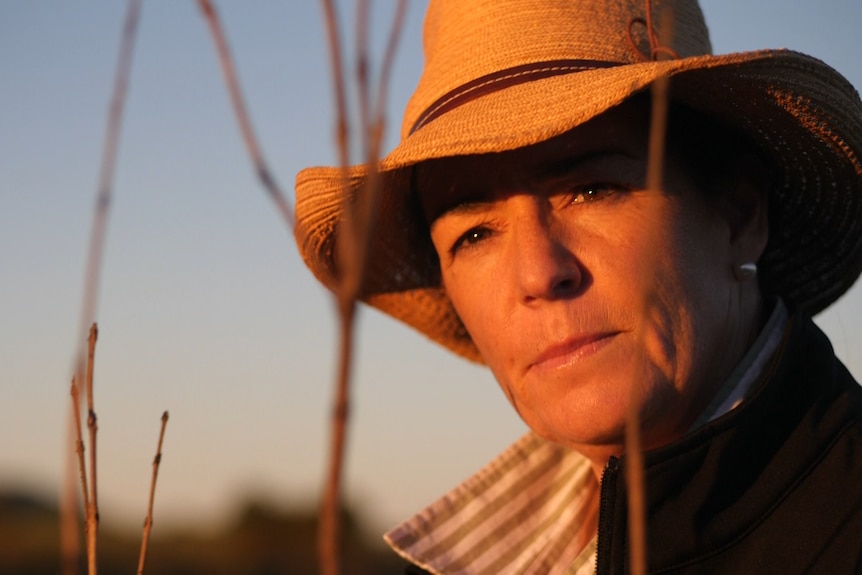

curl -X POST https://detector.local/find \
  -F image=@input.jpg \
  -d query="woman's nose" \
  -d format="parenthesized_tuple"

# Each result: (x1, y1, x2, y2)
(513, 208, 583, 303)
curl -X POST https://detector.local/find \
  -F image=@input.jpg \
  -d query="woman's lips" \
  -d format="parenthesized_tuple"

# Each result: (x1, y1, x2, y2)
(528, 332, 621, 373)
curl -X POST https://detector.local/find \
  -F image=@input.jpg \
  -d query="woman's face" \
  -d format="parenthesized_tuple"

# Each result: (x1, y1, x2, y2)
(418, 102, 767, 459)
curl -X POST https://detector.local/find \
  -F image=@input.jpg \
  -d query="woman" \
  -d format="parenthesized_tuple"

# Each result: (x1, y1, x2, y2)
(295, 0, 862, 572)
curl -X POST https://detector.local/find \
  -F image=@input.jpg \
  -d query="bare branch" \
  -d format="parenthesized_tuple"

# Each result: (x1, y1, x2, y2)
(138, 411, 170, 575)
(75, 0, 140, 379)
(646, 77, 670, 194)
(85, 324, 100, 575)
(317, 1, 352, 573)
(320, 0, 351, 175)
(346, 0, 407, 295)
(624, 395, 646, 575)
(356, 0, 372, 148)
(626, 9, 675, 575)
(71, 379, 91, 517)
(62, 385, 83, 575)
(64, 0, 141, 566)
(373, 1, 407, 147)
(315, 3, 408, 574)
(196, 0, 295, 231)
(319, 307, 357, 575)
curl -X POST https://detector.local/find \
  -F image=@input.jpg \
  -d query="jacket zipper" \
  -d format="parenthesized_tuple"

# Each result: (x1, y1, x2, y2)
(595, 456, 621, 575)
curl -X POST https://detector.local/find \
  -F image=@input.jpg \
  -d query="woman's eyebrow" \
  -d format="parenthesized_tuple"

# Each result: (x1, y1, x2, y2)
(432, 198, 491, 223)
(428, 149, 640, 222)
(533, 149, 639, 180)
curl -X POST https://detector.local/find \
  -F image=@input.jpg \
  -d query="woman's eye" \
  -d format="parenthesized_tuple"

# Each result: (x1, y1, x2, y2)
(451, 226, 491, 254)
(569, 184, 618, 204)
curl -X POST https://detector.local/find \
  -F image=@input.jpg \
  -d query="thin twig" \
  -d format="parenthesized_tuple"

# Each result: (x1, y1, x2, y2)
(85, 324, 100, 575)
(320, 306, 356, 575)
(626, 72, 669, 575)
(646, 78, 670, 194)
(356, 0, 372, 147)
(63, 1, 141, 569)
(196, 0, 295, 231)
(332, 0, 372, 308)
(624, 395, 646, 575)
(75, 0, 141, 375)
(361, 0, 407, 245)
(62, 391, 83, 575)
(320, 0, 350, 179)
(343, 0, 407, 299)
(71, 379, 91, 517)
(316, 3, 407, 574)
(626, 9, 674, 575)
(374, 1, 407, 136)
(317, 2, 352, 574)
(138, 411, 170, 575)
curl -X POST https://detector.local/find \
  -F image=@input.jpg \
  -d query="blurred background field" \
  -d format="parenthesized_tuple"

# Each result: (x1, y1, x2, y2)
(1, 489, 404, 573)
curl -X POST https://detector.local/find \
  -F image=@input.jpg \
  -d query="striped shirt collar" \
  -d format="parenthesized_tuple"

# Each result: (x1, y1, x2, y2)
(385, 301, 789, 574)
(385, 432, 598, 574)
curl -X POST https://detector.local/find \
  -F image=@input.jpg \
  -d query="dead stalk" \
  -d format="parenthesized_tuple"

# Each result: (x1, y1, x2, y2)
(62, 399, 82, 575)
(624, 396, 646, 575)
(71, 379, 91, 517)
(62, 0, 141, 569)
(373, 2, 406, 136)
(314, 3, 407, 574)
(625, 72, 669, 574)
(196, 0, 295, 230)
(356, 0, 372, 146)
(626, 10, 674, 574)
(137, 411, 170, 575)
(318, 306, 354, 575)
(646, 76, 670, 194)
(320, 0, 351, 176)
(85, 324, 100, 575)
(76, 0, 140, 365)
(625, 75, 669, 575)
(316, 3, 351, 574)
(351, 0, 407, 278)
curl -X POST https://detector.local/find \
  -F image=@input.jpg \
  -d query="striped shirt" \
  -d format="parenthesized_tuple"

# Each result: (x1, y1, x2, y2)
(385, 432, 599, 574)
(386, 302, 788, 574)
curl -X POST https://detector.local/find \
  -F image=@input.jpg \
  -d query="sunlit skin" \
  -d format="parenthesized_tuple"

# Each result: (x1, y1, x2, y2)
(417, 101, 769, 478)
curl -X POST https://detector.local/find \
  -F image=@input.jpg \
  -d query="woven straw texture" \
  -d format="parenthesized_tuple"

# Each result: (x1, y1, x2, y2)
(295, 0, 862, 363)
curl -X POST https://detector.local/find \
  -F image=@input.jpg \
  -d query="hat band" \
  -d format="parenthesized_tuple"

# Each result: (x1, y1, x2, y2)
(409, 59, 625, 135)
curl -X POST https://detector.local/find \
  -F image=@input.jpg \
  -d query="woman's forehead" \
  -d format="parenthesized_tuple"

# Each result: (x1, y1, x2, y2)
(416, 100, 651, 220)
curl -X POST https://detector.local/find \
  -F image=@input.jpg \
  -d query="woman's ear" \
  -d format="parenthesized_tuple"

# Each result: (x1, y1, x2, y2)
(721, 152, 770, 264)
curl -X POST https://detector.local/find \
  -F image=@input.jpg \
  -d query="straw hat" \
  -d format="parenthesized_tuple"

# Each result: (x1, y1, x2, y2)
(295, 0, 862, 363)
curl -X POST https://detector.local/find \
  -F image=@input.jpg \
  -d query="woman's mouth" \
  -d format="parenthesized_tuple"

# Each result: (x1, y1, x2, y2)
(528, 332, 621, 373)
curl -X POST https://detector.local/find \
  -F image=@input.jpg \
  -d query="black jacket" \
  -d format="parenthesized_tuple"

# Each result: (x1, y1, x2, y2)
(405, 315, 862, 574)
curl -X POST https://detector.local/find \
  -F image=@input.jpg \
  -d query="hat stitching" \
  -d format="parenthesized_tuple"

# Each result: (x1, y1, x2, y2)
(410, 60, 623, 135)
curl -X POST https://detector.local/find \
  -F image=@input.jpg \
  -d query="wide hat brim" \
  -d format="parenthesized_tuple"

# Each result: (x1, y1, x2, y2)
(296, 49, 862, 363)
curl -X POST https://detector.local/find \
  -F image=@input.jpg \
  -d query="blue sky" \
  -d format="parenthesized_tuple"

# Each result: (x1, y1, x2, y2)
(1, 0, 861, 537)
